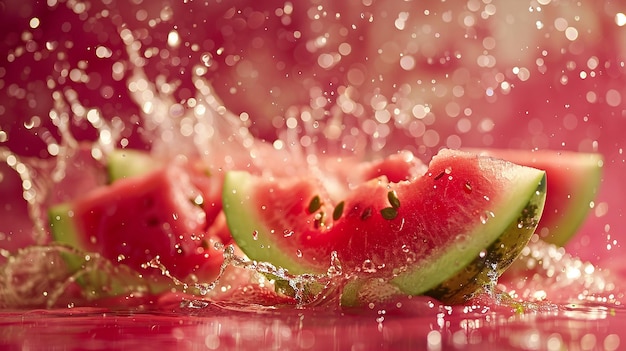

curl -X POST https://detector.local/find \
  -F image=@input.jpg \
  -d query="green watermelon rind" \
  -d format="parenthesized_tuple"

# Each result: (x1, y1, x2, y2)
(106, 149, 159, 182)
(49, 203, 84, 272)
(223, 172, 318, 276)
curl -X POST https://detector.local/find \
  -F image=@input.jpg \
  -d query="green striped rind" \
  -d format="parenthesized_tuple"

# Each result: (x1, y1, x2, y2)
(222, 171, 320, 276)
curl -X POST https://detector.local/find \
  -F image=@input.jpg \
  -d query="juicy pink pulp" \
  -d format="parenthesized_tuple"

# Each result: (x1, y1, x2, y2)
(68, 159, 228, 282)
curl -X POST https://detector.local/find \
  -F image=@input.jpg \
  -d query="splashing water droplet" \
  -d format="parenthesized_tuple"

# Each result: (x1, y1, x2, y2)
(201, 53, 214, 67)
(455, 234, 469, 251)
(464, 181, 472, 194)
(479, 210, 495, 224)
(361, 259, 377, 273)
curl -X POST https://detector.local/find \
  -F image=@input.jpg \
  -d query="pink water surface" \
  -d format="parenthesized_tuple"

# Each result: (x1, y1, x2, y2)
(2, 0, 626, 350)
(1, 298, 625, 351)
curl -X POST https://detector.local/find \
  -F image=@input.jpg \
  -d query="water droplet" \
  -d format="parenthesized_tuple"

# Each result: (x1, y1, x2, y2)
(283, 230, 294, 238)
(361, 259, 377, 273)
(455, 234, 469, 250)
(296, 249, 302, 258)
(480, 211, 495, 224)
(252, 230, 259, 240)
(464, 181, 472, 194)
(201, 53, 214, 67)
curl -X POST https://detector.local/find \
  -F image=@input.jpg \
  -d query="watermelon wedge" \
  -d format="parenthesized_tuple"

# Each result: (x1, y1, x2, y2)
(466, 148, 603, 246)
(106, 149, 226, 241)
(222, 149, 547, 304)
(49, 156, 227, 294)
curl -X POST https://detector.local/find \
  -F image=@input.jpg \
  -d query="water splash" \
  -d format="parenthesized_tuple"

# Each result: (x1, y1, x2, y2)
(499, 238, 623, 306)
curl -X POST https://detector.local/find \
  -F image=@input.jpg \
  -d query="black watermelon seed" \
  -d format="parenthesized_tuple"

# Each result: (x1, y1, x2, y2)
(360, 206, 373, 220)
(381, 207, 398, 220)
(333, 201, 345, 221)
(387, 190, 401, 209)
(308, 195, 322, 214)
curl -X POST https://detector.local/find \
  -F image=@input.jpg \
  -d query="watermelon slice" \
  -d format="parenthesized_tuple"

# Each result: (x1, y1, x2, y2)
(106, 149, 227, 243)
(467, 148, 603, 246)
(49, 156, 227, 293)
(222, 149, 547, 304)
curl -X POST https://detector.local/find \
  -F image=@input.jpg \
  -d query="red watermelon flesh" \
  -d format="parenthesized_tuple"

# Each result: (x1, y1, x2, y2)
(50, 160, 227, 283)
(106, 150, 229, 244)
(223, 149, 547, 303)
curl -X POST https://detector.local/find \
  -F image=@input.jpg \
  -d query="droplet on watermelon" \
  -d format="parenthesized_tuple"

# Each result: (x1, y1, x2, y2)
(222, 149, 547, 305)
